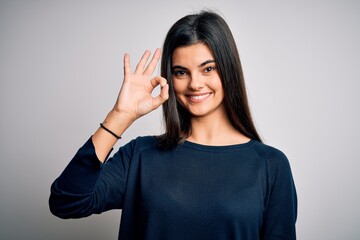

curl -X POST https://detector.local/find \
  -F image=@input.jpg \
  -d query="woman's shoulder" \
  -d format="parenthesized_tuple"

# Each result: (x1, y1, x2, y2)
(120, 135, 160, 152)
(251, 140, 290, 168)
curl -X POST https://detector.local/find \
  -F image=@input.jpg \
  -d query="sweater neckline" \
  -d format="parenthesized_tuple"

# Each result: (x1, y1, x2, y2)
(181, 139, 256, 152)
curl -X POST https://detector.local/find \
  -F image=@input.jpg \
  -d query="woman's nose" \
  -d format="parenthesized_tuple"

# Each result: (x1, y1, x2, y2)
(188, 74, 204, 91)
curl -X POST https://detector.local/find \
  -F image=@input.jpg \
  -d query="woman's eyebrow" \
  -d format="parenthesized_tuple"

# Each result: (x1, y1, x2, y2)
(199, 59, 215, 67)
(172, 59, 215, 70)
(172, 65, 187, 70)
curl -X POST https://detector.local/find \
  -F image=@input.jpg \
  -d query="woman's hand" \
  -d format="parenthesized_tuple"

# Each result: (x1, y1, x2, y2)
(112, 48, 169, 121)
(93, 49, 169, 161)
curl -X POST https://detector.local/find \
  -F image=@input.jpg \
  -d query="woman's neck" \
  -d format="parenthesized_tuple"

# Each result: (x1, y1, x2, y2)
(187, 112, 250, 146)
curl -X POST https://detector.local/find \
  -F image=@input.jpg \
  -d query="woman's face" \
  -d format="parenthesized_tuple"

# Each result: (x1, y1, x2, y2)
(172, 43, 225, 119)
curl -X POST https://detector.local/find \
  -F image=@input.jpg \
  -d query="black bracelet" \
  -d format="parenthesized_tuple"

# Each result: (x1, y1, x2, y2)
(100, 123, 122, 139)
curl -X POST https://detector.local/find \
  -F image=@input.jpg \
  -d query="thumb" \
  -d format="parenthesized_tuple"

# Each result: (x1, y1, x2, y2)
(152, 83, 169, 109)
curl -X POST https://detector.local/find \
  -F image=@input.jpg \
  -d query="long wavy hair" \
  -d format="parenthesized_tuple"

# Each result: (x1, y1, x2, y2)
(158, 11, 261, 149)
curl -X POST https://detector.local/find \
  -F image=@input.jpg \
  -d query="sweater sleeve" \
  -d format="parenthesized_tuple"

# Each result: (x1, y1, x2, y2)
(49, 137, 133, 219)
(260, 148, 297, 240)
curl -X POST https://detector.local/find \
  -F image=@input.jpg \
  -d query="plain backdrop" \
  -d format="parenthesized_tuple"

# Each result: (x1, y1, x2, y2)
(0, 0, 359, 239)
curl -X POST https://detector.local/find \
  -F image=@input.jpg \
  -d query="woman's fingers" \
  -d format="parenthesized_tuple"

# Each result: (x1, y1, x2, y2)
(151, 76, 169, 107)
(132, 49, 161, 76)
(158, 83, 169, 102)
(153, 85, 169, 108)
(150, 75, 167, 88)
(119, 50, 168, 115)
(123, 53, 131, 76)
(143, 48, 161, 77)
(134, 50, 151, 74)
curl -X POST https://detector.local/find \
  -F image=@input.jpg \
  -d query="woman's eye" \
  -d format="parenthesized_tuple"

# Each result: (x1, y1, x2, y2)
(173, 70, 186, 76)
(204, 66, 215, 73)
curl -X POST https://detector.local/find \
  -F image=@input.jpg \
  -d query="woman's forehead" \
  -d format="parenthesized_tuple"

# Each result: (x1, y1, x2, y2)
(172, 43, 215, 66)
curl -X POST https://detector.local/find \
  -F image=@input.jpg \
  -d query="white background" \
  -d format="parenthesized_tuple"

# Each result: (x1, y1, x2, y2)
(0, 0, 359, 239)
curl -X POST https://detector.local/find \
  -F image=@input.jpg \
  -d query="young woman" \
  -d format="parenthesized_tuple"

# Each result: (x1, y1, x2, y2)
(49, 11, 297, 239)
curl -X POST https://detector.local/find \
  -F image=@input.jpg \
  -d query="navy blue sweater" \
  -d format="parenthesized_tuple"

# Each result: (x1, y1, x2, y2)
(49, 136, 297, 239)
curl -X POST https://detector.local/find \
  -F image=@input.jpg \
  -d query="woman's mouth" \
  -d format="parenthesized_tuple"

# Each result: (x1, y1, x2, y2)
(186, 93, 211, 102)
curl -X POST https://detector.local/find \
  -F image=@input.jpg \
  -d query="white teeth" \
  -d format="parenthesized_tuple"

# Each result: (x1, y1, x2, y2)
(189, 93, 210, 100)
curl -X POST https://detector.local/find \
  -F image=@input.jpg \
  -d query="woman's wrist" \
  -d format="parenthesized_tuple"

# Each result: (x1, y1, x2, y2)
(92, 110, 135, 162)
(102, 110, 136, 136)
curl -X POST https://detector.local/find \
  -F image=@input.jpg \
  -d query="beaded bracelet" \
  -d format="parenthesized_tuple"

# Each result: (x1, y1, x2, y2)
(100, 123, 122, 139)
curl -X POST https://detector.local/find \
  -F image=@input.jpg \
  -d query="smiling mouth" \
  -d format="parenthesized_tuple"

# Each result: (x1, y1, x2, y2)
(187, 93, 211, 102)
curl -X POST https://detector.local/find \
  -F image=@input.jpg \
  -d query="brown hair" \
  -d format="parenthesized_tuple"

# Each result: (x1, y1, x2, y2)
(159, 11, 261, 148)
